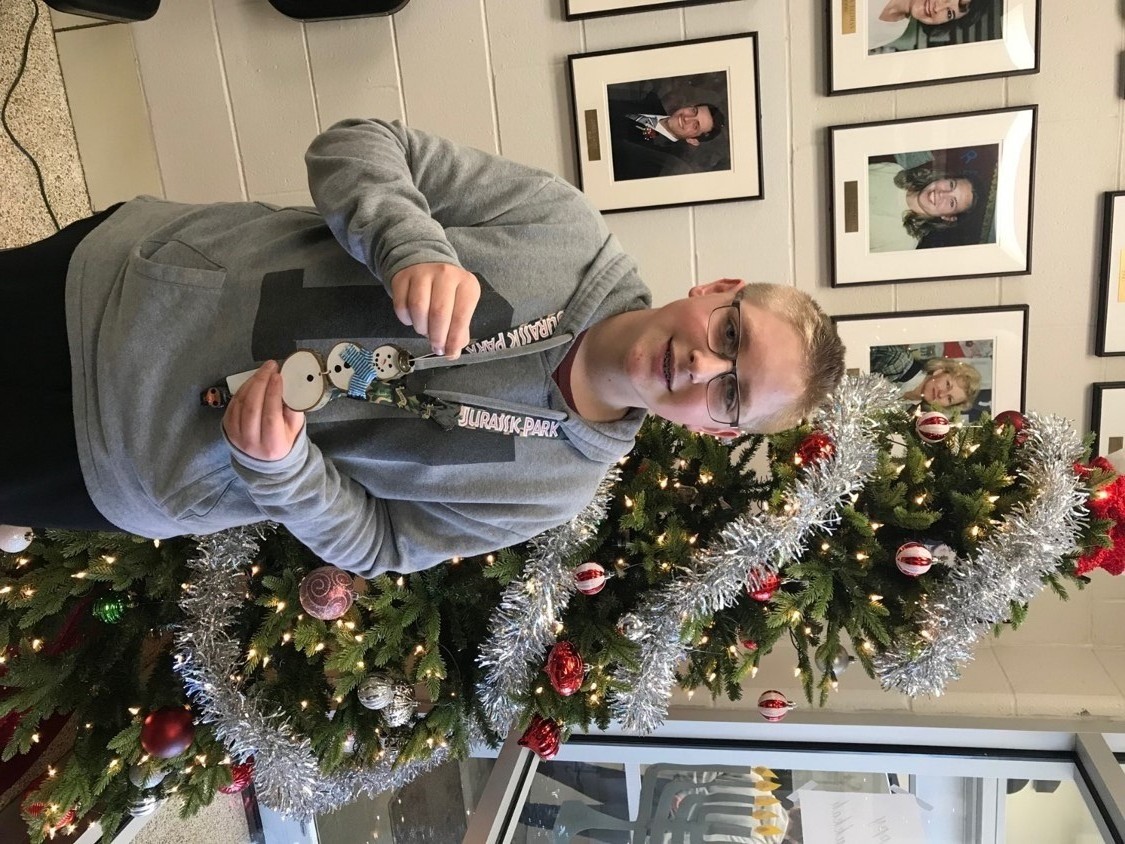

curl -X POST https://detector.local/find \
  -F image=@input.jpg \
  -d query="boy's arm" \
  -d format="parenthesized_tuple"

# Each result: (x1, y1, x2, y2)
(304, 117, 574, 287)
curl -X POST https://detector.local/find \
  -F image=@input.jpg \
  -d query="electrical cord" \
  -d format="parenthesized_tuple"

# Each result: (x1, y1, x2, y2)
(2, 0, 61, 231)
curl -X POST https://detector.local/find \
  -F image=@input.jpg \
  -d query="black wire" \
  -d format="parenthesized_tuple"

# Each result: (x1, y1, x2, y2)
(2, 0, 61, 232)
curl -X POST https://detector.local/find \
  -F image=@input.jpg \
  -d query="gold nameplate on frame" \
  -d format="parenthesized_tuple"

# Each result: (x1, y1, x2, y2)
(843, 181, 859, 233)
(1111, 436, 1124, 454)
(1116, 249, 1125, 302)
(840, 0, 856, 34)
(584, 110, 602, 162)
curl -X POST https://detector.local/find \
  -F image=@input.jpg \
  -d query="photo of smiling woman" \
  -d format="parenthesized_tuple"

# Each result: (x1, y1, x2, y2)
(869, 0, 992, 53)
(867, 145, 998, 254)
(870, 340, 993, 420)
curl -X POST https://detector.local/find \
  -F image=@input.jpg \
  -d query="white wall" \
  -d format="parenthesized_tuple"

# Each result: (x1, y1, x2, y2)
(51, 0, 1125, 720)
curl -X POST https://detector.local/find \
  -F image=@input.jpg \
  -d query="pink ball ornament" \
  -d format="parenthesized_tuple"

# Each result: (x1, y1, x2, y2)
(895, 541, 934, 577)
(757, 690, 796, 722)
(574, 561, 607, 596)
(298, 566, 356, 621)
(915, 410, 951, 443)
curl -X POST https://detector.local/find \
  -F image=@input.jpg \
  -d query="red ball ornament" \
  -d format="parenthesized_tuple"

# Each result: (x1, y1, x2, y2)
(140, 708, 196, 759)
(298, 565, 356, 621)
(757, 690, 796, 722)
(740, 638, 759, 652)
(895, 541, 934, 577)
(545, 641, 585, 696)
(27, 804, 76, 833)
(794, 432, 836, 467)
(994, 410, 1029, 445)
(746, 571, 780, 603)
(219, 759, 255, 794)
(915, 410, 951, 443)
(518, 715, 561, 760)
(574, 561, 607, 595)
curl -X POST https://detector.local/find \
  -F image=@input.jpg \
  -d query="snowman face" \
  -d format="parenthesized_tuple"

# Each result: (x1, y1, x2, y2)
(371, 345, 409, 381)
(279, 350, 331, 412)
(326, 343, 355, 392)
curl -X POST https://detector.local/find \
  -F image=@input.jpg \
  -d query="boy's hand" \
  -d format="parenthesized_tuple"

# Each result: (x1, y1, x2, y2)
(391, 263, 480, 360)
(222, 360, 305, 461)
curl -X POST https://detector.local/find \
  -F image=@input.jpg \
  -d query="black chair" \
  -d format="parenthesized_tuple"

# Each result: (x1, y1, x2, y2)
(267, 0, 411, 21)
(43, 0, 158, 23)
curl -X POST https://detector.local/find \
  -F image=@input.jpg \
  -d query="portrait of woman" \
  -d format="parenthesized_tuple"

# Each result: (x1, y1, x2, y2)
(868, 0, 989, 52)
(868, 158, 984, 253)
(870, 343, 989, 419)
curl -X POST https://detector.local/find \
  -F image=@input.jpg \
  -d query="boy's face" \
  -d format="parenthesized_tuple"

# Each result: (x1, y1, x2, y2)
(620, 279, 807, 435)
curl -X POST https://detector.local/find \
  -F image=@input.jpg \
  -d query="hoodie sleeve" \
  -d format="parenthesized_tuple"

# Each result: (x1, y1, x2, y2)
(305, 117, 581, 292)
(226, 431, 576, 578)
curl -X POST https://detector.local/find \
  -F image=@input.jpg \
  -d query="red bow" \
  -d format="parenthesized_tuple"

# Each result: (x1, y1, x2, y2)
(1075, 457, 1125, 576)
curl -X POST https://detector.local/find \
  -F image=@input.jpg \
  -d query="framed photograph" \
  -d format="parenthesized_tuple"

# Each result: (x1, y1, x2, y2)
(1092, 382, 1125, 457)
(1096, 192, 1125, 356)
(827, 0, 1041, 95)
(564, 0, 737, 20)
(567, 33, 763, 213)
(833, 305, 1028, 422)
(828, 106, 1036, 287)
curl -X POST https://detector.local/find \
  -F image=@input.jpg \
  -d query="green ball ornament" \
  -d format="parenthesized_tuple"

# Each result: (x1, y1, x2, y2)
(92, 594, 128, 624)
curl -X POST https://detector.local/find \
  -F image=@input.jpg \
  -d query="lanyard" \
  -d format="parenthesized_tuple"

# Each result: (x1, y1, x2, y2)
(204, 313, 573, 439)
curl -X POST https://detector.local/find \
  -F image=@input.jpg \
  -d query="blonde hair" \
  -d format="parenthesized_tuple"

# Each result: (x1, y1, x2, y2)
(735, 283, 846, 432)
(923, 357, 982, 411)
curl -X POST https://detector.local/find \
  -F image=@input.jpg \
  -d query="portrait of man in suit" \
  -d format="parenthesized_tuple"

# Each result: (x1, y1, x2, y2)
(606, 72, 731, 182)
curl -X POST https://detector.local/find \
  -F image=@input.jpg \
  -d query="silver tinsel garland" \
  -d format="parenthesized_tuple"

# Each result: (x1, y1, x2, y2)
(476, 472, 619, 732)
(875, 414, 1088, 696)
(608, 375, 900, 734)
(175, 527, 451, 817)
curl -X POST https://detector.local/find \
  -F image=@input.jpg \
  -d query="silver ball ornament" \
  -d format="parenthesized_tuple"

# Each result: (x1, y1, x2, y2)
(0, 525, 33, 554)
(817, 645, 855, 676)
(356, 673, 397, 710)
(615, 612, 644, 642)
(128, 764, 167, 789)
(381, 684, 417, 728)
(128, 794, 161, 818)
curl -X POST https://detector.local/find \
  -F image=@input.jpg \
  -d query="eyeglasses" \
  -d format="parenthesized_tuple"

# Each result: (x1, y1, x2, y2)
(705, 301, 743, 427)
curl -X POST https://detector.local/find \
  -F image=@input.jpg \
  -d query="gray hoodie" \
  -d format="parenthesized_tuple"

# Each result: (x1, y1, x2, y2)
(65, 119, 650, 577)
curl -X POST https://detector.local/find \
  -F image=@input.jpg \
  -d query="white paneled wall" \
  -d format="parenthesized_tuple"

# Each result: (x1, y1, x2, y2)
(53, 0, 1125, 720)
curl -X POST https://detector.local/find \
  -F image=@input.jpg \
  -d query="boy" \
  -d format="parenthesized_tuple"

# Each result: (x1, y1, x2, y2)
(4, 119, 844, 577)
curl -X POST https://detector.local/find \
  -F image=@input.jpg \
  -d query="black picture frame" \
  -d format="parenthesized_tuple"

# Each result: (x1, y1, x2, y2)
(567, 33, 763, 213)
(828, 106, 1037, 287)
(1096, 192, 1125, 356)
(832, 305, 1029, 423)
(826, 0, 1042, 95)
(1091, 382, 1125, 458)
(564, 0, 737, 21)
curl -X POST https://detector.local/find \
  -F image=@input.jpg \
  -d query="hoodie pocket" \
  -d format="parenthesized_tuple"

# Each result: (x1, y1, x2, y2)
(161, 464, 237, 520)
(131, 239, 227, 289)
